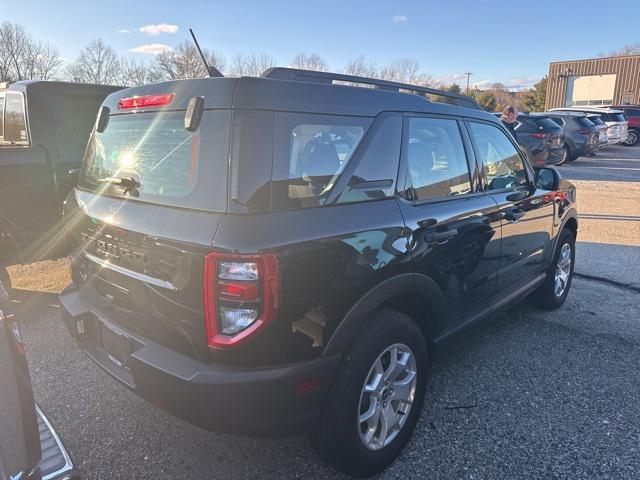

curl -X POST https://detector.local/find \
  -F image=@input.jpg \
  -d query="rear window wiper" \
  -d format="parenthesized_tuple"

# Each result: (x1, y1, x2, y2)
(99, 176, 141, 197)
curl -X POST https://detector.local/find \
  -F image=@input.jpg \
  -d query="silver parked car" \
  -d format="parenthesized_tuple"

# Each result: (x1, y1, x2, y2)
(550, 107, 628, 145)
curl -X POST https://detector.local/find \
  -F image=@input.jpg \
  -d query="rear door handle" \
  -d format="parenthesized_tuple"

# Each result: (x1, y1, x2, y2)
(424, 228, 458, 244)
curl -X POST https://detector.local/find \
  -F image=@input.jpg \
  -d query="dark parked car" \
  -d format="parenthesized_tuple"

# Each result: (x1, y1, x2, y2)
(0, 283, 74, 480)
(609, 105, 640, 146)
(513, 113, 566, 166)
(545, 112, 600, 161)
(60, 69, 578, 478)
(586, 114, 609, 148)
(0, 81, 121, 293)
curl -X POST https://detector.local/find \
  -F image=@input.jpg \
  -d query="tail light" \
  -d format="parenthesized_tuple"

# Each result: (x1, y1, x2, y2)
(530, 132, 550, 139)
(204, 252, 280, 349)
(118, 93, 174, 110)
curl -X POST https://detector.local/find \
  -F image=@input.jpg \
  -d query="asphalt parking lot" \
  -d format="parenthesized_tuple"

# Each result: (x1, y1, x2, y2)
(12, 145, 640, 479)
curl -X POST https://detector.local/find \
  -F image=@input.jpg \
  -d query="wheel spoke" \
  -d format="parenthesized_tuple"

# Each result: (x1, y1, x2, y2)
(393, 371, 416, 402)
(383, 346, 398, 381)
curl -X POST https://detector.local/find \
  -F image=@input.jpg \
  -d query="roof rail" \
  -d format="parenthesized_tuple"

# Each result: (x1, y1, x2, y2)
(261, 67, 481, 110)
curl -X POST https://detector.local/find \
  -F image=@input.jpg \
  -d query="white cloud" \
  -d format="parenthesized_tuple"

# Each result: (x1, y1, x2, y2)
(117, 28, 132, 34)
(391, 15, 408, 23)
(139, 23, 178, 36)
(130, 43, 173, 55)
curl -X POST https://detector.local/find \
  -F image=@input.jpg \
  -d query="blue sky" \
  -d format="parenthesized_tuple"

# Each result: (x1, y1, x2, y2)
(4, 0, 639, 89)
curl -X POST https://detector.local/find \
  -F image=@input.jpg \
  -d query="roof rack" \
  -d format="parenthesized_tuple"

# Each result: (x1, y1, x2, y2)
(261, 68, 480, 109)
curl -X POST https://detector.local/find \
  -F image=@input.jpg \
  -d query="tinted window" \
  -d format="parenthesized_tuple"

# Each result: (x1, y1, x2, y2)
(611, 113, 626, 122)
(338, 114, 402, 204)
(549, 117, 564, 127)
(534, 117, 562, 130)
(469, 122, 527, 191)
(405, 117, 471, 201)
(272, 113, 370, 210)
(0, 96, 4, 139)
(514, 117, 536, 133)
(80, 110, 230, 211)
(588, 116, 605, 125)
(624, 109, 640, 117)
(576, 117, 595, 127)
(3, 92, 28, 145)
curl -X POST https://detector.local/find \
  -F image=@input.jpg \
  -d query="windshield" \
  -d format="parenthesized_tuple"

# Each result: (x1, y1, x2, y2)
(80, 110, 230, 211)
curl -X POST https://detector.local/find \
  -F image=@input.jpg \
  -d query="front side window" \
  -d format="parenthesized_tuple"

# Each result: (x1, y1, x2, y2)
(405, 117, 471, 201)
(272, 113, 370, 210)
(3, 92, 28, 145)
(469, 122, 527, 191)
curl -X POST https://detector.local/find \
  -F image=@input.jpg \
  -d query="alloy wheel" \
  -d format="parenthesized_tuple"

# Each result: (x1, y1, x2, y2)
(357, 343, 417, 451)
(554, 243, 572, 297)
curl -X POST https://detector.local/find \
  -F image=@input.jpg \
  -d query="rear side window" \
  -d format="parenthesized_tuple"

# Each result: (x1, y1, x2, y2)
(2, 92, 28, 145)
(0, 95, 4, 139)
(611, 113, 626, 122)
(468, 122, 527, 191)
(405, 117, 471, 201)
(272, 113, 370, 210)
(624, 109, 640, 117)
(589, 116, 605, 125)
(80, 110, 230, 211)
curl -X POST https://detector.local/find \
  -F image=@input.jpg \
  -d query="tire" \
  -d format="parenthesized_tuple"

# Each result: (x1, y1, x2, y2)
(0, 266, 11, 298)
(557, 145, 570, 165)
(624, 128, 639, 147)
(309, 309, 428, 478)
(530, 228, 575, 310)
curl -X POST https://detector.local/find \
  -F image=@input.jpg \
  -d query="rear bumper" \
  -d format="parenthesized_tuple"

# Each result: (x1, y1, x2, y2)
(59, 285, 340, 437)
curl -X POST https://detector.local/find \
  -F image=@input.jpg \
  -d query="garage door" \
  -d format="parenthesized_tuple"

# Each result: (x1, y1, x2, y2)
(565, 74, 616, 106)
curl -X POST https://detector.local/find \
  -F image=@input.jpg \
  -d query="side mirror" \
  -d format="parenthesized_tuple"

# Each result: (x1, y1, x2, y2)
(96, 106, 110, 133)
(534, 167, 561, 191)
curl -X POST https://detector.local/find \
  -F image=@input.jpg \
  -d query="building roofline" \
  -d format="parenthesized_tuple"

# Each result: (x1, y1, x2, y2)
(550, 54, 640, 65)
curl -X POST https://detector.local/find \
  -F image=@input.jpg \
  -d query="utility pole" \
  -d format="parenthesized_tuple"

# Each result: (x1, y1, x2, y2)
(465, 72, 473, 95)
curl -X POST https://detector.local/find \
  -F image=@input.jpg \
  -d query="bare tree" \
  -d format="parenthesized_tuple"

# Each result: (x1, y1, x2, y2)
(344, 55, 378, 78)
(290, 52, 327, 71)
(66, 39, 121, 84)
(154, 40, 225, 80)
(599, 43, 640, 57)
(379, 58, 432, 86)
(0, 22, 62, 81)
(230, 52, 275, 77)
(118, 57, 163, 86)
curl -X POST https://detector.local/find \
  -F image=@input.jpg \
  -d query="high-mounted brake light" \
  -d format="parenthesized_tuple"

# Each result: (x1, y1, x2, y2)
(118, 93, 174, 110)
(204, 252, 280, 349)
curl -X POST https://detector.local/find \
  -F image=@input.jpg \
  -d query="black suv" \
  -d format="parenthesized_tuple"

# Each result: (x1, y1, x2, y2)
(60, 69, 578, 477)
(0, 81, 120, 292)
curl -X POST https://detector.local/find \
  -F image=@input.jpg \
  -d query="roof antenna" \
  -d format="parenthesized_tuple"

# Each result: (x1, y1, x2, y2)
(189, 28, 224, 78)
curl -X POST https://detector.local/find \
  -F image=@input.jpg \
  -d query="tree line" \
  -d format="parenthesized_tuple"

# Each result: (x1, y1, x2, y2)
(7, 20, 625, 113)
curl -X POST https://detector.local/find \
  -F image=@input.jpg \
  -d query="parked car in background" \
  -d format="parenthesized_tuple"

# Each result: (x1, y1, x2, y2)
(586, 114, 609, 149)
(0, 283, 75, 480)
(513, 113, 566, 166)
(608, 105, 640, 146)
(545, 112, 600, 162)
(60, 68, 578, 478)
(549, 107, 628, 145)
(0, 80, 121, 295)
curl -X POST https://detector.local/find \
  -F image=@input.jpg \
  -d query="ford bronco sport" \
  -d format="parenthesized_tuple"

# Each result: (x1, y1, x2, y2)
(60, 68, 577, 477)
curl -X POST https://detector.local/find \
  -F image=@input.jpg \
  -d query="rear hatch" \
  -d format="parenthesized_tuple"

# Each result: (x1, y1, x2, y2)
(599, 111, 627, 139)
(575, 116, 599, 144)
(67, 79, 235, 360)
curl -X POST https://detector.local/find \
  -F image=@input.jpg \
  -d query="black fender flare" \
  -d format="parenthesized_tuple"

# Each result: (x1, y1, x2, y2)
(322, 273, 448, 357)
(551, 208, 578, 256)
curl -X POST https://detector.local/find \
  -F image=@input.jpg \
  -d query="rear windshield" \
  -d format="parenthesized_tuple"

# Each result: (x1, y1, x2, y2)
(576, 117, 595, 128)
(533, 117, 561, 130)
(601, 112, 626, 122)
(80, 110, 230, 211)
